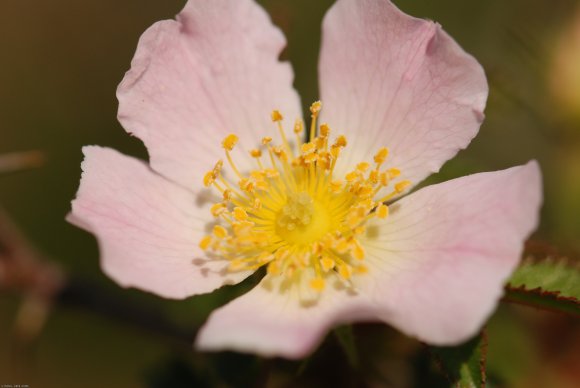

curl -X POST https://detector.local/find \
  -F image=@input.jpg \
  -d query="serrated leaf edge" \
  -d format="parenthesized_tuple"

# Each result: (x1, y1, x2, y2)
(503, 284, 580, 317)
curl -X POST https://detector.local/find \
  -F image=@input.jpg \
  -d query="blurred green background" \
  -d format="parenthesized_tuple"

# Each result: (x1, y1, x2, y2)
(1, 0, 579, 387)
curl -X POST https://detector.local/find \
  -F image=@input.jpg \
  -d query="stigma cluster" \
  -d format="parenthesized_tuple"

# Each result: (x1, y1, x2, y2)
(199, 102, 411, 295)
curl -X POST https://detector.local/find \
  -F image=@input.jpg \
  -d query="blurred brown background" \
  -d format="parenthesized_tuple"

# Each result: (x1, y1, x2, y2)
(1, 0, 579, 387)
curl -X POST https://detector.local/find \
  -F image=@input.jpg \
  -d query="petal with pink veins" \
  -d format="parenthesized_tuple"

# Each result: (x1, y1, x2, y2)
(196, 275, 377, 359)
(319, 0, 488, 185)
(117, 0, 302, 189)
(69, 146, 251, 299)
(356, 161, 542, 345)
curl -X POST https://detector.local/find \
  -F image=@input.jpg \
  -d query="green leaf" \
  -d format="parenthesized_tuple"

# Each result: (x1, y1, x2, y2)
(333, 325, 359, 368)
(430, 330, 487, 388)
(509, 257, 580, 297)
(504, 257, 580, 316)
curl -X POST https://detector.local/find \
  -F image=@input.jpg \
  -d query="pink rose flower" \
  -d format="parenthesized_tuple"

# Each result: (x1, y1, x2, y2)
(69, 0, 542, 359)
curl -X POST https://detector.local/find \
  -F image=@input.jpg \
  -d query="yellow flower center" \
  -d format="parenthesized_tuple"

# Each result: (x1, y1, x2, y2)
(199, 102, 411, 293)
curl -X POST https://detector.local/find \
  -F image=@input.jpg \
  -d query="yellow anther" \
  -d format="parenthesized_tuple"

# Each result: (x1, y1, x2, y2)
(272, 146, 288, 161)
(357, 184, 374, 198)
(346, 171, 360, 183)
(271, 110, 283, 122)
(310, 277, 325, 292)
(250, 149, 262, 158)
(330, 180, 343, 192)
(301, 142, 316, 154)
(256, 252, 272, 265)
(264, 169, 279, 178)
(341, 212, 361, 229)
(267, 261, 281, 275)
(310, 101, 322, 117)
(357, 162, 371, 172)
(229, 259, 245, 271)
(213, 225, 228, 238)
(376, 204, 389, 219)
(335, 238, 350, 253)
(351, 240, 365, 260)
(379, 172, 389, 186)
(203, 171, 215, 187)
(210, 203, 227, 217)
(354, 206, 367, 218)
(395, 180, 412, 193)
(318, 153, 331, 170)
(330, 145, 341, 159)
(338, 264, 352, 280)
(239, 178, 254, 193)
(233, 207, 249, 221)
(374, 147, 389, 164)
(250, 170, 265, 180)
(284, 265, 296, 279)
(232, 220, 254, 236)
(303, 152, 318, 164)
(320, 257, 335, 272)
(354, 226, 366, 235)
(199, 235, 212, 250)
(312, 243, 324, 256)
(252, 231, 269, 245)
(213, 160, 223, 174)
(294, 119, 304, 134)
(359, 198, 374, 209)
(255, 180, 269, 191)
(388, 168, 401, 179)
(222, 134, 239, 151)
(275, 249, 290, 261)
(334, 135, 347, 147)
(202, 101, 410, 298)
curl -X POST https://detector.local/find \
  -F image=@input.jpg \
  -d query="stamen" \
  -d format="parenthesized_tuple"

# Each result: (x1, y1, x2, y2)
(374, 147, 389, 165)
(395, 180, 411, 193)
(309, 101, 322, 142)
(199, 102, 410, 301)
(233, 207, 249, 221)
(199, 236, 212, 250)
(222, 134, 238, 151)
(310, 277, 325, 292)
(376, 204, 389, 219)
(272, 110, 294, 158)
(211, 203, 227, 217)
(293, 119, 305, 150)
(213, 225, 228, 238)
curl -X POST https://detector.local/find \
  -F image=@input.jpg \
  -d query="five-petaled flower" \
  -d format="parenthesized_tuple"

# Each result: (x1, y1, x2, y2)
(69, 0, 542, 358)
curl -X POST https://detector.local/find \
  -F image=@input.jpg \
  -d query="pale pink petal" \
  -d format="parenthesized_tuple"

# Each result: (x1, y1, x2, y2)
(196, 276, 377, 359)
(356, 161, 542, 344)
(68, 146, 250, 299)
(319, 0, 488, 185)
(117, 0, 302, 188)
